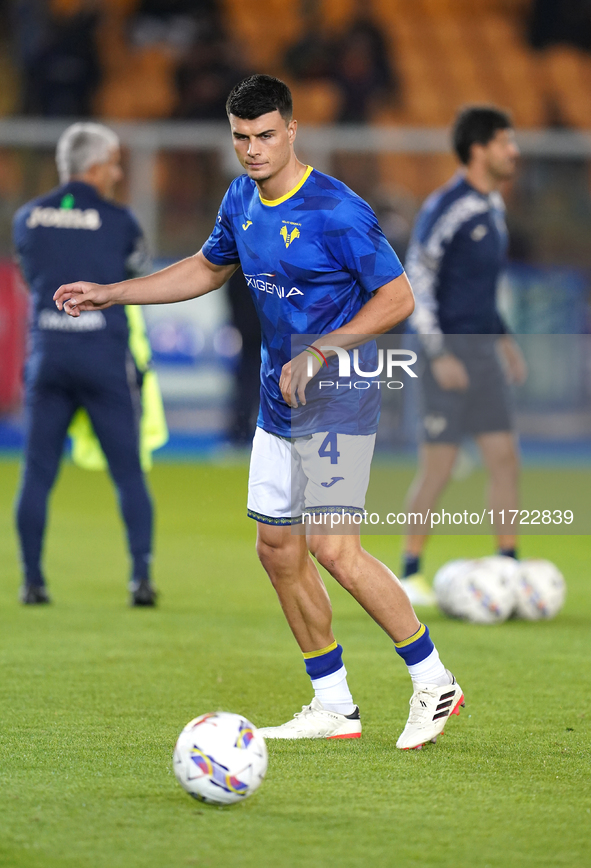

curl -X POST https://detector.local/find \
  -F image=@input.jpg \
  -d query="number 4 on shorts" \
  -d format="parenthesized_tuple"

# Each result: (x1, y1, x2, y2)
(318, 433, 340, 465)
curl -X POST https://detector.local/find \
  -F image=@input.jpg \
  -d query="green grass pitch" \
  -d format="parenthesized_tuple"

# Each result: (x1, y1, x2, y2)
(0, 458, 589, 868)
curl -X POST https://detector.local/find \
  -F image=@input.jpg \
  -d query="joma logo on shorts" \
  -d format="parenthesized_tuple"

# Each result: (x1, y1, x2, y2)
(424, 414, 448, 437)
(321, 477, 344, 488)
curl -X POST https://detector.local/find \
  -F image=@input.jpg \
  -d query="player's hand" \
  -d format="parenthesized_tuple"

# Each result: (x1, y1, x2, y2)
(53, 281, 115, 317)
(498, 336, 527, 385)
(280, 350, 321, 408)
(431, 353, 469, 391)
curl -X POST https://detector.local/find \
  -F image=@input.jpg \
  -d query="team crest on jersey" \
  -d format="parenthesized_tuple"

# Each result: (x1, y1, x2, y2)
(280, 221, 300, 248)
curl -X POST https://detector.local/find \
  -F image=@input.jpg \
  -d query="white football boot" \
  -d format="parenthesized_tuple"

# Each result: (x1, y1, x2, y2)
(400, 574, 437, 607)
(257, 697, 362, 740)
(396, 671, 464, 750)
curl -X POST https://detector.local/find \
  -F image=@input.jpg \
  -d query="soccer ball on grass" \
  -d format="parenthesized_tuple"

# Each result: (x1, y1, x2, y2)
(433, 556, 518, 624)
(513, 558, 566, 620)
(432, 558, 470, 617)
(173, 712, 268, 806)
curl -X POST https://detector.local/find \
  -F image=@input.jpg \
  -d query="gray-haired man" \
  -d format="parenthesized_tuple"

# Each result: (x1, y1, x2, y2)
(13, 122, 157, 606)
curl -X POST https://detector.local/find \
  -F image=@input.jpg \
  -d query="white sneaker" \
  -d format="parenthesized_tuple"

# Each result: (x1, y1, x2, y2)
(400, 574, 437, 607)
(396, 671, 464, 750)
(257, 697, 362, 740)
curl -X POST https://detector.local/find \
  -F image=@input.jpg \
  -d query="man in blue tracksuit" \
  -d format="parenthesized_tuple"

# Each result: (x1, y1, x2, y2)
(399, 106, 527, 605)
(13, 122, 156, 606)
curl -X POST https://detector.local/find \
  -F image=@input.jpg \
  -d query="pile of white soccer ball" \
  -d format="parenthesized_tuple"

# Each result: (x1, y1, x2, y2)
(433, 556, 566, 625)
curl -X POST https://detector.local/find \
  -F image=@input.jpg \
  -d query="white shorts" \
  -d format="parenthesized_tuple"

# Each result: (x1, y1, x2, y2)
(247, 427, 376, 525)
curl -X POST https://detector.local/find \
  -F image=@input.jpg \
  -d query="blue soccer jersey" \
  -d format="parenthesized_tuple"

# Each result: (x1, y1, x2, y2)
(202, 166, 404, 437)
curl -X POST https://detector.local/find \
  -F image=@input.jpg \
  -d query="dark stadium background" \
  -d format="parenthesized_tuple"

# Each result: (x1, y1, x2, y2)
(1, 5, 591, 868)
(0, 0, 589, 465)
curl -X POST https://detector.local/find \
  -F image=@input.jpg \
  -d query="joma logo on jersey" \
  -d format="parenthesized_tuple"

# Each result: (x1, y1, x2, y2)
(244, 273, 303, 298)
(280, 224, 300, 247)
(242, 220, 252, 230)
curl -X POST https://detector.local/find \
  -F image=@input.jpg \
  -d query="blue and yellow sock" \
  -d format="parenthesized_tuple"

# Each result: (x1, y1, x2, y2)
(303, 640, 344, 679)
(394, 624, 450, 687)
(303, 640, 355, 715)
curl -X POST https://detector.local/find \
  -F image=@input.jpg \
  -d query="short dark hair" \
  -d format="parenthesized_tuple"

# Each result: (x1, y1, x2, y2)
(452, 106, 512, 165)
(226, 74, 293, 122)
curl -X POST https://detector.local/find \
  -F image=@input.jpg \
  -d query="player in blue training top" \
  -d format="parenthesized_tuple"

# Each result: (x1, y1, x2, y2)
(13, 122, 157, 607)
(54, 75, 465, 751)
(400, 106, 527, 606)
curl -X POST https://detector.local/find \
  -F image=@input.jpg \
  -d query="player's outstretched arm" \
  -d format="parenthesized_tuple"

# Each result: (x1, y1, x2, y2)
(54, 251, 238, 316)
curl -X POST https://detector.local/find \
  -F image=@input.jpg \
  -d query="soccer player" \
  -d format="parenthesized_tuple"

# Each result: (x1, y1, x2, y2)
(14, 122, 158, 607)
(400, 106, 527, 606)
(54, 75, 464, 750)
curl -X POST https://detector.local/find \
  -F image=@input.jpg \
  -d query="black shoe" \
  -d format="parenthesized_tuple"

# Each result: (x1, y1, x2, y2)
(20, 584, 51, 605)
(130, 579, 157, 607)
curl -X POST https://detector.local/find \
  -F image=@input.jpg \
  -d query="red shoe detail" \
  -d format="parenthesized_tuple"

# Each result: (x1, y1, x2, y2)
(327, 732, 362, 739)
(451, 694, 465, 716)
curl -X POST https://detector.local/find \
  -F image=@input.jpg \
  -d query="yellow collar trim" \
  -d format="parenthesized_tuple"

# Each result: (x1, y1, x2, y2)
(259, 165, 313, 207)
